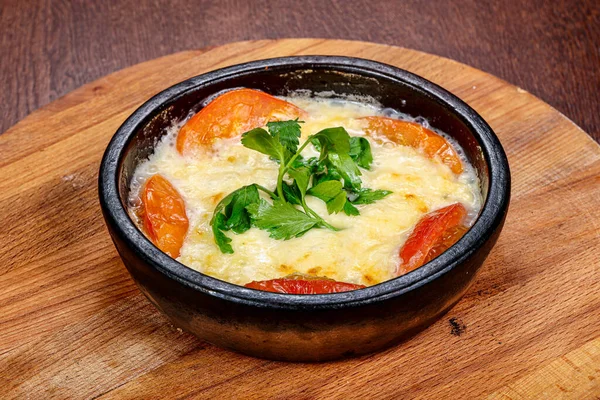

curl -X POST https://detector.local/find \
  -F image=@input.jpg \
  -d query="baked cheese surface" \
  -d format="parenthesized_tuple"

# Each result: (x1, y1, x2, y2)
(130, 96, 482, 286)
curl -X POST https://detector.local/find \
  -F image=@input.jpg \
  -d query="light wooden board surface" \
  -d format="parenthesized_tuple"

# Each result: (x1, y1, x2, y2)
(0, 39, 598, 399)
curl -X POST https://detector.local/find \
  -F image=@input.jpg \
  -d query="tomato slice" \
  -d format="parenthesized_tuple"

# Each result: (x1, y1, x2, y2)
(244, 277, 366, 294)
(141, 175, 189, 258)
(361, 116, 463, 174)
(425, 224, 469, 264)
(398, 203, 468, 275)
(176, 88, 307, 154)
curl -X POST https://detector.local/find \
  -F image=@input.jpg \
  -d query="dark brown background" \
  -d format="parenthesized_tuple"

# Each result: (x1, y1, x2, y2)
(1, 0, 599, 141)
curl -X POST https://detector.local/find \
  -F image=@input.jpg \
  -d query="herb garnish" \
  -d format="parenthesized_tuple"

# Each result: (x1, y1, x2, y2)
(210, 120, 392, 253)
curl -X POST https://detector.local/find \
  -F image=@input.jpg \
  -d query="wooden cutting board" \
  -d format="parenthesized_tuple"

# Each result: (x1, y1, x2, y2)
(1, 39, 599, 399)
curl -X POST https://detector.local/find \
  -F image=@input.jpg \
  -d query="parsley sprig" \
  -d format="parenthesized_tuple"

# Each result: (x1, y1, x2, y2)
(210, 120, 392, 254)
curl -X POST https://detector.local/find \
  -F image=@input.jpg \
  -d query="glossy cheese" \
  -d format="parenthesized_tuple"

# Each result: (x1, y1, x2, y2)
(129, 96, 482, 286)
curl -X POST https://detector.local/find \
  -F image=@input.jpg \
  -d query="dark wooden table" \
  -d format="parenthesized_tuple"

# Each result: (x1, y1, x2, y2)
(1, 0, 599, 142)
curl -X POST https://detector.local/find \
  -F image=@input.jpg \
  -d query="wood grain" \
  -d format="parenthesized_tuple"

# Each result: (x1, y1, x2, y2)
(1, 0, 599, 143)
(0, 39, 599, 399)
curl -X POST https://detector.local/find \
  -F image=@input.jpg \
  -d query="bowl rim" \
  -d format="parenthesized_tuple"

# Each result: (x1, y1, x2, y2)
(99, 55, 510, 310)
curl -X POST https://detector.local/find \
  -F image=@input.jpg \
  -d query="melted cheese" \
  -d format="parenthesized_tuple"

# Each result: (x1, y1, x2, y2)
(130, 97, 482, 286)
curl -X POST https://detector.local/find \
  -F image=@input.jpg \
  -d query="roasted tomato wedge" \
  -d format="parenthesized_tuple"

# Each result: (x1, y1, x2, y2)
(398, 203, 468, 275)
(361, 116, 463, 174)
(176, 88, 307, 154)
(245, 276, 366, 294)
(141, 175, 189, 258)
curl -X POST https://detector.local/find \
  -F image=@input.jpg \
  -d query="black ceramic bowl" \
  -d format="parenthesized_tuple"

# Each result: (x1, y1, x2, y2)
(99, 56, 510, 362)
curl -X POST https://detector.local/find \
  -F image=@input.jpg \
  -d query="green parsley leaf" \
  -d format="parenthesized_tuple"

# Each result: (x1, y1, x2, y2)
(328, 152, 362, 190)
(312, 127, 351, 155)
(245, 198, 271, 218)
(312, 165, 342, 187)
(224, 184, 259, 234)
(343, 201, 360, 216)
(212, 213, 233, 254)
(210, 191, 235, 226)
(210, 185, 260, 253)
(248, 200, 318, 240)
(210, 185, 259, 228)
(282, 181, 302, 205)
(351, 188, 393, 204)
(308, 180, 347, 214)
(349, 137, 373, 170)
(292, 156, 323, 175)
(308, 180, 343, 200)
(241, 128, 286, 161)
(327, 191, 347, 214)
(267, 119, 303, 154)
(312, 127, 362, 190)
(311, 137, 322, 152)
(288, 166, 310, 197)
